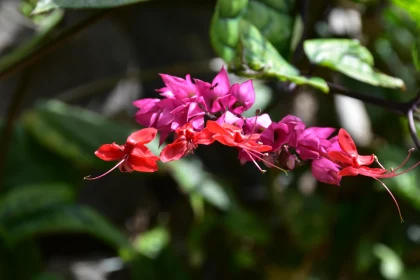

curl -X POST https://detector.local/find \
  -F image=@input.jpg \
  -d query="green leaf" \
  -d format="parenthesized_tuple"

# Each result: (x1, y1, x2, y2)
(2, 122, 80, 190)
(133, 227, 170, 259)
(373, 243, 404, 280)
(0, 9, 63, 72)
(210, 0, 328, 92)
(6, 204, 130, 250)
(0, 183, 74, 228)
(412, 38, 420, 72)
(22, 100, 135, 168)
(32, 0, 59, 14)
(304, 39, 405, 89)
(392, 0, 420, 27)
(33, 0, 148, 13)
(165, 158, 231, 211)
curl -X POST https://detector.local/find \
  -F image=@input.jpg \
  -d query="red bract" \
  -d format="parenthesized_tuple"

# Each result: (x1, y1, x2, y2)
(160, 123, 214, 162)
(205, 121, 284, 173)
(85, 128, 159, 180)
(328, 129, 420, 222)
(328, 128, 375, 167)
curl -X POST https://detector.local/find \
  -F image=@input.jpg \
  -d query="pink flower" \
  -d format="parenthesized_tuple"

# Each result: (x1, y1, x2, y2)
(229, 80, 256, 114)
(133, 98, 176, 144)
(195, 67, 232, 113)
(216, 111, 244, 127)
(243, 113, 272, 135)
(296, 127, 335, 160)
(260, 122, 289, 152)
(311, 158, 342, 185)
(279, 115, 305, 147)
(157, 73, 197, 101)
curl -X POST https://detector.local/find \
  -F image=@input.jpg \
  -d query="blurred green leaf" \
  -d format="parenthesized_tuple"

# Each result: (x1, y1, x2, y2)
(33, 272, 65, 280)
(0, 183, 74, 228)
(412, 38, 420, 72)
(373, 243, 404, 280)
(281, 191, 332, 250)
(32, 0, 58, 14)
(223, 206, 270, 245)
(210, 0, 328, 92)
(304, 39, 406, 89)
(3, 122, 79, 190)
(22, 100, 135, 168)
(355, 238, 376, 273)
(163, 157, 230, 211)
(392, 0, 420, 27)
(0, 9, 63, 72)
(133, 227, 170, 259)
(376, 144, 420, 210)
(33, 0, 148, 14)
(6, 204, 130, 251)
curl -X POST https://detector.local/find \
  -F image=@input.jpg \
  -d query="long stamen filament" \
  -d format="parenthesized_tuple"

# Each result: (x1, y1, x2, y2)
(243, 149, 266, 173)
(84, 157, 126, 180)
(388, 148, 415, 173)
(378, 160, 420, 178)
(248, 150, 287, 173)
(244, 109, 261, 144)
(372, 177, 404, 223)
(374, 155, 386, 170)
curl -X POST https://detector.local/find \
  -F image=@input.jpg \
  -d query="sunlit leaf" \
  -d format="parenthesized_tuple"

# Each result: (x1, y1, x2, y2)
(22, 100, 135, 168)
(33, 0, 148, 14)
(133, 227, 170, 259)
(304, 39, 405, 89)
(210, 0, 328, 92)
(373, 243, 404, 280)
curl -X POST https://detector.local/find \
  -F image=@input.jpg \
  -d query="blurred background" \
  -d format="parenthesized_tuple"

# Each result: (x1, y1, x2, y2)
(1, 0, 420, 279)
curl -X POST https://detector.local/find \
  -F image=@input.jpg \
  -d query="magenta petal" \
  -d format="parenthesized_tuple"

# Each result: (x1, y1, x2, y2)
(312, 158, 341, 185)
(305, 127, 336, 139)
(243, 113, 272, 134)
(158, 74, 197, 101)
(217, 111, 244, 127)
(231, 80, 255, 113)
(212, 66, 231, 96)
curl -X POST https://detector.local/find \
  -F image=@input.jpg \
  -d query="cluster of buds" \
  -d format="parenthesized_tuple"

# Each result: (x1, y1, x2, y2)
(85, 67, 420, 222)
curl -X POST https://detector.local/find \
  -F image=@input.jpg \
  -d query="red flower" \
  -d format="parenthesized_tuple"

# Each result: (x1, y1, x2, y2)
(85, 128, 159, 180)
(205, 121, 283, 173)
(160, 123, 214, 162)
(328, 128, 375, 168)
(328, 129, 420, 222)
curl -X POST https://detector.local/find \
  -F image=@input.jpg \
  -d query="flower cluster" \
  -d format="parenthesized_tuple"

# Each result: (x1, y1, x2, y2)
(86, 67, 420, 222)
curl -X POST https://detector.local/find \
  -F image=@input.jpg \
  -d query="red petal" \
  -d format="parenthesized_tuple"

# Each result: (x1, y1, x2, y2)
(328, 150, 353, 165)
(213, 134, 238, 147)
(160, 140, 188, 162)
(338, 166, 359, 176)
(356, 155, 375, 166)
(131, 145, 160, 161)
(338, 129, 358, 156)
(95, 143, 124, 161)
(206, 121, 228, 135)
(127, 128, 157, 145)
(194, 127, 215, 145)
(127, 151, 159, 172)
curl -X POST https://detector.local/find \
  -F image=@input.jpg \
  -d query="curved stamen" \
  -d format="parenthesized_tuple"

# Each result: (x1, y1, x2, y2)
(372, 177, 404, 223)
(377, 160, 420, 178)
(248, 150, 287, 173)
(243, 149, 266, 173)
(388, 148, 415, 173)
(84, 157, 126, 180)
